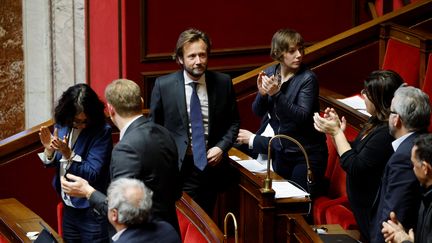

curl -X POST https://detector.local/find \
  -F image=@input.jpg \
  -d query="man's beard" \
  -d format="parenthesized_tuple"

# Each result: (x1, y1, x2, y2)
(185, 65, 206, 79)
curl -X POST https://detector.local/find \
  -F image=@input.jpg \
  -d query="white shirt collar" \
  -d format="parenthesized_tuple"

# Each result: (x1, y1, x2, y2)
(392, 132, 414, 151)
(112, 228, 127, 242)
(120, 115, 143, 140)
(183, 70, 205, 85)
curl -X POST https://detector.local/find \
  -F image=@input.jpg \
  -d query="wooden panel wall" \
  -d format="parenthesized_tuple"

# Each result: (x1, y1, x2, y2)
(87, 0, 358, 103)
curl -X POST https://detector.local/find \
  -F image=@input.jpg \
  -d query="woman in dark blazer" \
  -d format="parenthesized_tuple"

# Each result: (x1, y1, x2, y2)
(39, 83, 112, 242)
(252, 28, 328, 194)
(313, 70, 404, 241)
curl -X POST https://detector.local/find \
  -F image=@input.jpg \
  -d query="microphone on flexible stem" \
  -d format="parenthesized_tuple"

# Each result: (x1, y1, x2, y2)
(263, 134, 313, 193)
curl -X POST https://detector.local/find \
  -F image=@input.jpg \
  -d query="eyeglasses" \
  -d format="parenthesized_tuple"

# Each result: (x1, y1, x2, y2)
(72, 119, 87, 127)
(360, 89, 368, 98)
(390, 110, 398, 115)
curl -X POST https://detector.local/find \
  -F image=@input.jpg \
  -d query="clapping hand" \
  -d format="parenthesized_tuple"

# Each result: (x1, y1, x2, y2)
(313, 108, 346, 137)
(257, 71, 280, 96)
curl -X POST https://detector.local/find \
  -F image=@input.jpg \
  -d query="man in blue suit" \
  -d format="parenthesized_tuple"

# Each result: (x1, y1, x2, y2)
(107, 178, 180, 243)
(150, 28, 240, 215)
(370, 86, 431, 242)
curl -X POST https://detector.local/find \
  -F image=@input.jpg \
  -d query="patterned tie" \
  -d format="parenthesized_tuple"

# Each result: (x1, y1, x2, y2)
(190, 82, 207, 170)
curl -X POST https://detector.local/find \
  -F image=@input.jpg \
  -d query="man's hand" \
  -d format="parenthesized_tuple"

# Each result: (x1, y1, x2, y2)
(207, 146, 223, 166)
(237, 129, 254, 144)
(61, 173, 95, 199)
(381, 211, 413, 243)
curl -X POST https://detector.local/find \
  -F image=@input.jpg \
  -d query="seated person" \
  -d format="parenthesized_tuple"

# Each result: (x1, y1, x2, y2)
(107, 177, 180, 243)
(381, 134, 432, 243)
(313, 70, 403, 240)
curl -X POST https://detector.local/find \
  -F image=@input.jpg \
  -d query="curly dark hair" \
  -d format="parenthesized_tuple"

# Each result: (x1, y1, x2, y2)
(54, 83, 106, 128)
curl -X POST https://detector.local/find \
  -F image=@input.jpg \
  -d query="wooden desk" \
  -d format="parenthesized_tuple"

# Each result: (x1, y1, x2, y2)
(221, 148, 311, 243)
(0, 198, 62, 242)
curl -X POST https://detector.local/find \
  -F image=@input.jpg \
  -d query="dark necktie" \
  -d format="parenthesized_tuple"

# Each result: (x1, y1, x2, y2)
(190, 82, 207, 170)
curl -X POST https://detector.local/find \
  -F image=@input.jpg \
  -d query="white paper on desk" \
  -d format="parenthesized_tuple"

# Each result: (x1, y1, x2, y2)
(337, 95, 371, 117)
(237, 159, 268, 173)
(272, 181, 310, 198)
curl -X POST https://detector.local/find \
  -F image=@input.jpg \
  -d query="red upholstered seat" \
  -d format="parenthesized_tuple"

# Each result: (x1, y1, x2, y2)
(324, 204, 358, 230)
(382, 38, 420, 87)
(56, 202, 63, 237)
(313, 125, 358, 229)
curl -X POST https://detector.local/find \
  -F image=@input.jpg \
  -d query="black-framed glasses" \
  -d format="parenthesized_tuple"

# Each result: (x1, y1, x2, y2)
(360, 89, 368, 98)
(390, 110, 398, 115)
(72, 119, 88, 127)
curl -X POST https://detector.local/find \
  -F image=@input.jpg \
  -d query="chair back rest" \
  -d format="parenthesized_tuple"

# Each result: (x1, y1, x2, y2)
(176, 193, 224, 243)
(380, 23, 432, 87)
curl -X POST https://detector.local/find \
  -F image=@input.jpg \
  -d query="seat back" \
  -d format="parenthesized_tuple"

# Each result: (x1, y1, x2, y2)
(325, 125, 358, 199)
(176, 192, 224, 243)
(379, 23, 432, 88)
(56, 202, 63, 237)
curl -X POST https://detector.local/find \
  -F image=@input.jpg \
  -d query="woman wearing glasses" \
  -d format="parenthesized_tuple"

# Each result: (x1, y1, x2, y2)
(38, 83, 112, 242)
(313, 70, 404, 241)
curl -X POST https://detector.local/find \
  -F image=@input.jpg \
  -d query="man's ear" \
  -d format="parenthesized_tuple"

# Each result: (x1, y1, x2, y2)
(110, 208, 118, 223)
(107, 103, 115, 116)
(424, 161, 432, 176)
(140, 97, 144, 110)
(178, 57, 184, 65)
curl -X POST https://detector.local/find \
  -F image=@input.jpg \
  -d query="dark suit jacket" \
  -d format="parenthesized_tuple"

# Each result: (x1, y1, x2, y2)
(369, 132, 422, 243)
(89, 116, 182, 232)
(115, 221, 181, 243)
(51, 123, 112, 208)
(149, 70, 240, 168)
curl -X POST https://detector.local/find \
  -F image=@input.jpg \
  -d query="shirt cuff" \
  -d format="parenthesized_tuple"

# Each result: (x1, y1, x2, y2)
(248, 134, 256, 149)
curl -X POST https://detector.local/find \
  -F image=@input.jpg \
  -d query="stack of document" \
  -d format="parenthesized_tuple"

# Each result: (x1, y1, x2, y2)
(337, 95, 371, 116)
(231, 157, 309, 198)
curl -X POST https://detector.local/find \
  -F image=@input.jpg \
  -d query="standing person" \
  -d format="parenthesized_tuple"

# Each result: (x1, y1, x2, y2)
(381, 134, 432, 243)
(107, 178, 180, 243)
(38, 83, 112, 242)
(61, 79, 182, 234)
(313, 70, 403, 240)
(251, 28, 328, 193)
(369, 86, 430, 243)
(149, 28, 240, 215)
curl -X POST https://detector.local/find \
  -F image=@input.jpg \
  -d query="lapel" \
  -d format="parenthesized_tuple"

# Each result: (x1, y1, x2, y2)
(175, 71, 189, 129)
(205, 71, 215, 133)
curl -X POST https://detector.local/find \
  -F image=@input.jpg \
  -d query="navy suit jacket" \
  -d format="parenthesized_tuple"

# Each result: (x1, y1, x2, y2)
(115, 221, 180, 243)
(369, 132, 422, 243)
(89, 116, 182, 232)
(51, 123, 112, 208)
(149, 70, 240, 168)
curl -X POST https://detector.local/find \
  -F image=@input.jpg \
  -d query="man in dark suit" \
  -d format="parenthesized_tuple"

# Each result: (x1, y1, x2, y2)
(369, 86, 431, 243)
(61, 79, 182, 234)
(150, 28, 240, 214)
(107, 177, 180, 243)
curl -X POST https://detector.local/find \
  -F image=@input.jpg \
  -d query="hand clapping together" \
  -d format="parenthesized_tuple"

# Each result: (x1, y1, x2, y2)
(257, 71, 280, 96)
(313, 107, 346, 137)
(39, 126, 72, 160)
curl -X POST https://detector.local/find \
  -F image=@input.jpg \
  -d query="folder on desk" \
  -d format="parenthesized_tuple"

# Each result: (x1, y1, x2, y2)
(319, 234, 360, 243)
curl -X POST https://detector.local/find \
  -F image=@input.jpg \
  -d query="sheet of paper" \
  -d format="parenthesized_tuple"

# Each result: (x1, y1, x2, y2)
(272, 181, 310, 198)
(337, 95, 371, 116)
(229, 155, 241, 161)
(237, 159, 267, 173)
